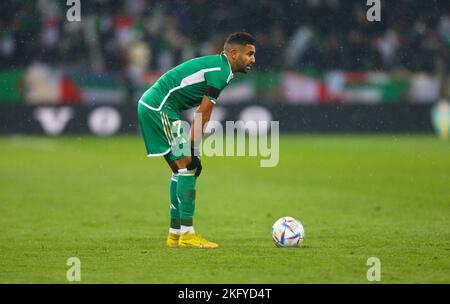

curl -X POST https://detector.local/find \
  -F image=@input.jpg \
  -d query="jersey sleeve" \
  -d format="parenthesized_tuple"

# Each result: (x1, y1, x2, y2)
(204, 69, 228, 104)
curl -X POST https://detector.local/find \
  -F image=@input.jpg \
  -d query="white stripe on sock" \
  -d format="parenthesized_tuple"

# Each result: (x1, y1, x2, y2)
(180, 225, 195, 234)
(178, 168, 196, 176)
(169, 228, 180, 234)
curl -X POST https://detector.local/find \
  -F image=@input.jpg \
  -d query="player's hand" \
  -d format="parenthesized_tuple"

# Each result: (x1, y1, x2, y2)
(194, 156, 202, 177)
(187, 156, 202, 177)
(187, 145, 202, 177)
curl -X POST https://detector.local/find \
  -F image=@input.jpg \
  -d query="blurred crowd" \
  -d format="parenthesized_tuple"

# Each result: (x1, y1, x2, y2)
(1, 0, 450, 77)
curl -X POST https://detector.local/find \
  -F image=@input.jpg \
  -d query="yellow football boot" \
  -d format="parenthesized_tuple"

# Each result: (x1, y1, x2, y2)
(166, 232, 180, 248)
(178, 233, 219, 249)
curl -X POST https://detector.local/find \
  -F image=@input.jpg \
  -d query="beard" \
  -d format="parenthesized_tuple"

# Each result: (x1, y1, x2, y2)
(237, 58, 252, 73)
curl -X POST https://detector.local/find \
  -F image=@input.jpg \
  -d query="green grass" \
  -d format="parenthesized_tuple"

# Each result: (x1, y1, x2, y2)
(0, 134, 449, 283)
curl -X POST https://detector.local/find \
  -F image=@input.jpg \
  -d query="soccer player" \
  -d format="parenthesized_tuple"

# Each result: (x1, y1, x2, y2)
(137, 33, 256, 248)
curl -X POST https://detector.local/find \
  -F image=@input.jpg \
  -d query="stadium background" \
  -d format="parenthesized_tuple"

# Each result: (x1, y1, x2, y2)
(0, 0, 449, 284)
(0, 0, 449, 134)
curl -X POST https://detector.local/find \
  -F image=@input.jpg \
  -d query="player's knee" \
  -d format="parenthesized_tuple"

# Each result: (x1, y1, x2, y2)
(174, 156, 192, 169)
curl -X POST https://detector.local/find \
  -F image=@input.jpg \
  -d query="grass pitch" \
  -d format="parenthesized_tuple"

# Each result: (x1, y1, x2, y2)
(0, 134, 449, 283)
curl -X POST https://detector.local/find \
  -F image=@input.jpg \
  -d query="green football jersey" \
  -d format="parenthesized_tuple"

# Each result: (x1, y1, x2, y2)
(139, 52, 233, 119)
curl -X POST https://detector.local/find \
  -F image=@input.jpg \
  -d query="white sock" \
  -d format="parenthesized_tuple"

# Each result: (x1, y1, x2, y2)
(180, 225, 195, 234)
(169, 228, 180, 235)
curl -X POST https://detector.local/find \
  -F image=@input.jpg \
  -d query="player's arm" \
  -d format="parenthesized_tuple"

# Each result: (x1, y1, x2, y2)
(190, 83, 220, 151)
(189, 94, 214, 147)
(187, 94, 214, 177)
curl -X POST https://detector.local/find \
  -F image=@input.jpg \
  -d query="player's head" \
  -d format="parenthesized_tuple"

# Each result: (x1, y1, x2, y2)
(223, 32, 256, 73)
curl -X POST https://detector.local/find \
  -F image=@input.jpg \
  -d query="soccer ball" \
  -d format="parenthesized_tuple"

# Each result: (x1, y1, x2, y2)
(272, 216, 305, 247)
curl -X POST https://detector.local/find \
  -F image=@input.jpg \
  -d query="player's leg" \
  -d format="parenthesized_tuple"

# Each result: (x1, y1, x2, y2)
(164, 156, 182, 248)
(137, 104, 183, 247)
(142, 108, 217, 248)
(171, 156, 195, 233)
(167, 155, 218, 249)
